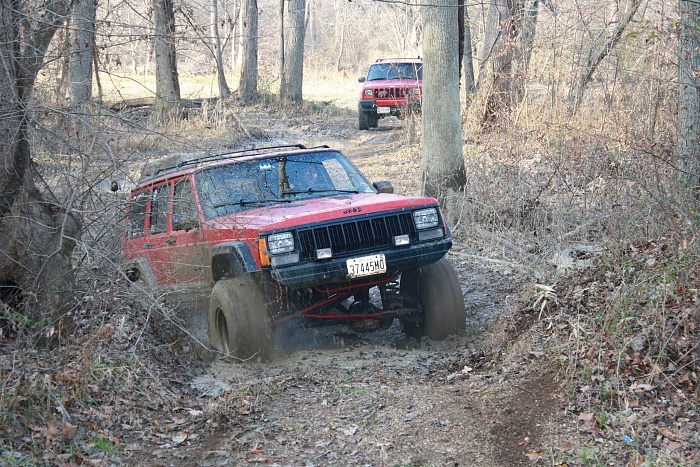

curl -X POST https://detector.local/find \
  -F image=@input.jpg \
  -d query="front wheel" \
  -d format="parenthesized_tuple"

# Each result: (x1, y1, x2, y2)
(399, 258, 466, 340)
(358, 110, 370, 130)
(208, 278, 272, 362)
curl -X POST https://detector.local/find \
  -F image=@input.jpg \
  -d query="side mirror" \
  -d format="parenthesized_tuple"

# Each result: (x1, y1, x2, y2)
(358, 77, 366, 83)
(373, 181, 394, 194)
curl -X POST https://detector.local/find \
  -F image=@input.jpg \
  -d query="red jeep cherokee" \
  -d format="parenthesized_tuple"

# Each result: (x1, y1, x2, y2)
(123, 145, 464, 361)
(357, 58, 422, 130)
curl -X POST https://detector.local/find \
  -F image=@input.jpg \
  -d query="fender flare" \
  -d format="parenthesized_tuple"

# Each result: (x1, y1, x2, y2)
(210, 241, 260, 281)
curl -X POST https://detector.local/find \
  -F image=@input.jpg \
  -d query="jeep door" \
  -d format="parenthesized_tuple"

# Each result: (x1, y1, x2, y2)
(146, 177, 210, 285)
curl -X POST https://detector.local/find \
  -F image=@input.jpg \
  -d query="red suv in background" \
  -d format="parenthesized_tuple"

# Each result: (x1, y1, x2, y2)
(357, 58, 422, 130)
(123, 145, 464, 362)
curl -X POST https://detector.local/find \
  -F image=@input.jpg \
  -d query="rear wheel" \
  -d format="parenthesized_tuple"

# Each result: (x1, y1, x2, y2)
(399, 258, 465, 340)
(208, 278, 272, 362)
(359, 110, 370, 130)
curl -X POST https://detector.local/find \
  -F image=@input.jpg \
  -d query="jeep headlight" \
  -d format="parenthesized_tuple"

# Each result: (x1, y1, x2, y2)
(267, 232, 295, 254)
(412, 87, 420, 95)
(413, 208, 439, 230)
(364, 89, 373, 97)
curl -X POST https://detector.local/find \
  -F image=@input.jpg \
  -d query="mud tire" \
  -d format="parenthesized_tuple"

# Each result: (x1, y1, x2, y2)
(399, 258, 466, 340)
(208, 278, 272, 362)
(359, 110, 370, 130)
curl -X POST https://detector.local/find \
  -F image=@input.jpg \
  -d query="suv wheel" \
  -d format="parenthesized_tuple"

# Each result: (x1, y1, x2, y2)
(208, 278, 272, 362)
(369, 114, 379, 128)
(358, 110, 370, 130)
(399, 258, 466, 340)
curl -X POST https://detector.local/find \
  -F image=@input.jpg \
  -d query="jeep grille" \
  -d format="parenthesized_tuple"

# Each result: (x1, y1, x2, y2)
(374, 87, 411, 99)
(297, 213, 416, 260)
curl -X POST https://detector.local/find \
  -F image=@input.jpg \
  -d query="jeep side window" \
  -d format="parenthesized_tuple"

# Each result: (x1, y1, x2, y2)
(127, 191, 149, 238)
(150, 184, 169, 235)
(172, 178, 198, 231)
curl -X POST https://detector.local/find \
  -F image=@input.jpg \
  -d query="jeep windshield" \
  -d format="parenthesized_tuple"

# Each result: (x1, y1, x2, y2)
(366, 63, 422, 81)
(195, 150, 375, 219)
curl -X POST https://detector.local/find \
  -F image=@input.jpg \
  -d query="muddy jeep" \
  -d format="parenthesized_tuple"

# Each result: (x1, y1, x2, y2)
(123, 144, 464, 361)
(357, 58, 422, 130)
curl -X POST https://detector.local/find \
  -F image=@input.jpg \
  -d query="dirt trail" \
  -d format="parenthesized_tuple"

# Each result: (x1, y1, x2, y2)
(126, 112, 566, 466)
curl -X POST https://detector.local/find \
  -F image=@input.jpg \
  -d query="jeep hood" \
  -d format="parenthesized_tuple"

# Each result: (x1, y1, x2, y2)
(206, 192, 437, 231)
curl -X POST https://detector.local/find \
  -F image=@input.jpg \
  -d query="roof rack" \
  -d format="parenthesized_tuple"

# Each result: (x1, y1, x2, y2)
(374, 57, 422, 62)
(148, 144, 330, 180)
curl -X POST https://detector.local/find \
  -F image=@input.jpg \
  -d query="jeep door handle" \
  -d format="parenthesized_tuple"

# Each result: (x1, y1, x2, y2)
(165, 237, 176, 245)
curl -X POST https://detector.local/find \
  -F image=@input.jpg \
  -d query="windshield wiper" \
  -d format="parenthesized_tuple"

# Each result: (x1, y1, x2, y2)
(214, 198, 293, 208)
(282, 189, 360, 196)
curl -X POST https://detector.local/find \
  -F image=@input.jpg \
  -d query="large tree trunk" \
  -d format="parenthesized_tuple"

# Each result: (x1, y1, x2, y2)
(678, 0, 700, 204)
(211, 0, 231, 98)
(67, 0, 96, 107)
(0, 0, 80, 336)
(471, 0, 522, 126)
(238, 0, 258, 101)
(421, 0, 466, 199)
(152, 0, 182, 121)
(280, 0, 305, 102)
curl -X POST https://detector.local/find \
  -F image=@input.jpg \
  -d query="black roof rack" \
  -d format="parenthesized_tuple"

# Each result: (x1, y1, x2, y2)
(374, 57, 422, 62)
(147, 144, 330, 180)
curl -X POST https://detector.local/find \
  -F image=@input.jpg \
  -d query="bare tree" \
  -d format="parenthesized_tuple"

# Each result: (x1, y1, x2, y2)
(211, 0, 231, 97)
(421, 0, 466, 198)
(239, 0, 258, 100)
(513, 0, 539, 102)
(152, 0, 182, 120)
(280, 0, 306, 102)
(68, 0, 96, 106)
(462, 2, 475, 97)
(473, 0, 521, 125)
(0, 0, 80, 333)
(568, 0, 641, 112)
(678, 0, 700, 201)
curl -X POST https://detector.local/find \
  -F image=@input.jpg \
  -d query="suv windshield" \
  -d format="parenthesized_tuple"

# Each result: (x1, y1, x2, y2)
(195, 150, 375, 219)
(367, 62, 422, 81)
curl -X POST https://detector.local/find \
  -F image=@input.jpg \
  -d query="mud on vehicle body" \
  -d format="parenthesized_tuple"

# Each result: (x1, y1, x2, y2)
(357, 58, 422, 130)
(122, 144, 465, 362)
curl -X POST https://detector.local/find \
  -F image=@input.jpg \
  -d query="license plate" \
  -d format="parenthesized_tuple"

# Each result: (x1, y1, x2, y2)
(346, 254, 386, 278)
(376, 107, 390, 115)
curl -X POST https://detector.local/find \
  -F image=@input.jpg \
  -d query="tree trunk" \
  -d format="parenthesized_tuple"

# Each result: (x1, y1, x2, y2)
(421, 0, 466, 199)
(472, 0, 521, 126)
(463, 4, 475, 96)
(152, 0, 182, 121)
(513, 0, 539, 103)
(238, 0, 258, 101)
(0, 0, 80, 336)
(281, 0, 305, 102)
(67, 0, 96, 107)
(278, 0, 286, 101)
(211, 0, 231, 98)
(678, 0, 700, 203)
(568, 0, 641, 113)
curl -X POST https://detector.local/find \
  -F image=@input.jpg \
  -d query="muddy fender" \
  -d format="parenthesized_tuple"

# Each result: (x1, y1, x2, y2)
(211, 242, 260, 281)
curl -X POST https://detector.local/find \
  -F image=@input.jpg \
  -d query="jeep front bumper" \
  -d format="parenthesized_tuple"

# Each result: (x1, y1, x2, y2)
(268, 238, 451, 288)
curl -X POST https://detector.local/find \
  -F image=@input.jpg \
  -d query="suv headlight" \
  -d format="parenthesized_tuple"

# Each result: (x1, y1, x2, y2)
(412, 87, 420, 95)
(267, 232, 295, 254)
(364, 89, 373, 97)
(413, 208, 439, 230)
